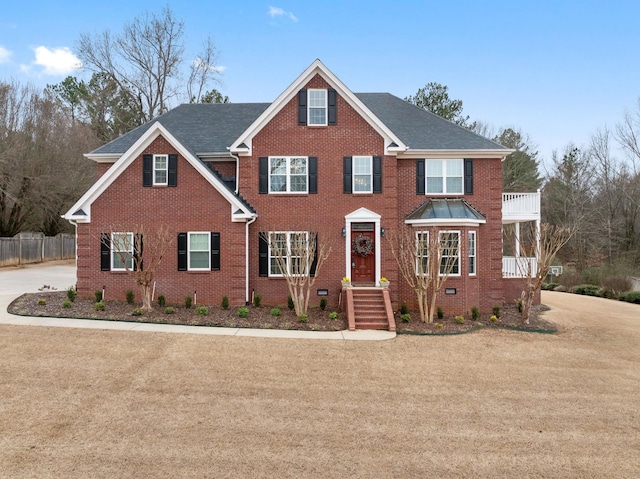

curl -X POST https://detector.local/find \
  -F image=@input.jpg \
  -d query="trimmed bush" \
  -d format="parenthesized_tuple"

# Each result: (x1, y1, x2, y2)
(131, 308, 142, 316)
(434, 323, 443, 329)
(237, 307, 249, 318)
(570, 284, 600, 296)
(221, 296, 229, 310)
(490, 315, 498, 323)
(471, 306, 479, 320)
(253, 294, 262, 308)
(437, 307, 444, 319)
(157, 295, 166, 307)
(94, 301, 105, 311)
(328, 311, 338, 320)
(401, 313, 411, 323)
(196, 306, 208, 316)
(66, 287, 77, 302)
(94, 291, 103, 302)
(400, 302, 409, 315)
(185, 295, 193, 309)
(492, 306, 501, 318)
(298, 314, 308, 323)
(62, 300, 72, 309)
(287, 295, 294, 310)
(270, 307, 281, 316)
(165, 307, 175, 314)
(455, 315, 465, 324)
(618, 291, 640, 304)
(319, 298, 327, 311)
(126, 290, 134, 304)
(37, 298, 46, 306)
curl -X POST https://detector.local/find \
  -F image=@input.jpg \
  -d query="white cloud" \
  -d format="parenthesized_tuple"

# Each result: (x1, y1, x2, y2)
(268, 6, 298, 22)
(192, 58, 226, 73)
(32, 46, 82, 76)
(0, 46, 12, 64)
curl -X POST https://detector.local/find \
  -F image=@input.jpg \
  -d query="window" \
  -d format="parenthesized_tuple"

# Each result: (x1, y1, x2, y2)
(416, 231, 429, 275)
(308, 89, 327, 126)
(269, 156, 308, 193)
(468, 231, 476, 276)
(111, 232, 133, 271)
(154, 154, 168, 185)
(353, 156, 372, 193)
(268, 231, 309, 276)
(426, 159, 463, 194)
(439, 231, 460, 276)
(188, 232, 210, 270)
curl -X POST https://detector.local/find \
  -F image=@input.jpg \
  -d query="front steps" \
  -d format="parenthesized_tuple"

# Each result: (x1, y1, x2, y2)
(344, 288, 396, 332)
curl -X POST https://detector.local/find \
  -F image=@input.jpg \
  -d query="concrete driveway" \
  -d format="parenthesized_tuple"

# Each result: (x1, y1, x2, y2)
(0, 260, 77, 296)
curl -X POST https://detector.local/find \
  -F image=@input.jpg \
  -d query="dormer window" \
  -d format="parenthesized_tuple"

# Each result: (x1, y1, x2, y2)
(307, 89, 327, 126)
(154, 154, 168, 185)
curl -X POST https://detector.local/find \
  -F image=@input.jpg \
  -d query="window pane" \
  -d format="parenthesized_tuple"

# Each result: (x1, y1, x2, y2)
(290, 157, 307, 174)
(308, 90, 326, 107)
(426, 177, 443, 193)
(354, 175, 371, 192)
(353, 157, 371, 174)
(155, 156, 167, 169)
(308, 108, 326, 125)
(290, 175, 307, 192)
(190, 233, 209, 251)
(190, 251, 209, 269)
(426, 160, 443, 176)
(448, 160, 463, 176)
(447, 177, 463, 193)
(155, 170, 167, 184)
(270, 158, 286, 175)
(113, 253, 133, 270)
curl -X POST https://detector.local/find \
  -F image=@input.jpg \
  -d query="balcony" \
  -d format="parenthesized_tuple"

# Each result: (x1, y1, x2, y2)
(503, 256, 538, 278)
(502, 191, 541, 223)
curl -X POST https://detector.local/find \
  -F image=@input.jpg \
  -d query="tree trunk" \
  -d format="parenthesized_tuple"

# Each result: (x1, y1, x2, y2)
(140, 283, 153, 312)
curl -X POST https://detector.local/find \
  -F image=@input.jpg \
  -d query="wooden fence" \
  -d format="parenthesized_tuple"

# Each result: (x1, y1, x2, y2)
(0, 233, 76, 267)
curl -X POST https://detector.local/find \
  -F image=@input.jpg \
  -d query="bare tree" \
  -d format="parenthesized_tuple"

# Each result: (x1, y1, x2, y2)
(260, 231, 332, 316)
(187, 36, 222, 104)
(386, 226, 460, 323)
(100, 224, 171, 311)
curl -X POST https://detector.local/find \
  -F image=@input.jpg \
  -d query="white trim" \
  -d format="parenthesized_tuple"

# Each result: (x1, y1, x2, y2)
(396, 149, 515, 159)
(344, 208, 382, 285)
(406, 218, 486, 227)
(111, 232, 133, 271)
(439, 230, 461, 277)
(267, 231, 310, 277)
(153, 154, 168, 186)
(468, 230, 477, 276)
(187, 232, 211, 271)
(307, 89, 328, 126)
(268, 156, 308, 194)
(84, 153, 121, 163)
(424, 159, 463, 195)
(352, 156, 373, 194)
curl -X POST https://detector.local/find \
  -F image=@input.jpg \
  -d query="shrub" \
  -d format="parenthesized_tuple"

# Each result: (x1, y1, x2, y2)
(298, 314, 308, 323)
(66, 287, 77, 302)
(62, 300, 72, 309)
(597, 287, 616, 299)
(618, 291, 640, 304)
(37, 298, 46, 306)
(517, 299, 523, 313)
(471, 306, 479, 320)
(400, 302, 409, 315)
(328, 311, 338, 320)
(270, 307, 281, 316)
(237, 307, 249, 318)
(253, 294, 262, 308)
(401, 313, 411, 323)
(319, 298, 327, 311)
(434, 322, 443, 329)
(131, 308, 142, 316)
(437, 307, 444, 319)
(125, 290, 134, 304)
(221, 296, 229, 310)
(490, 315, 498, 323)
(492, 306, 501, 318)
(542, 283, 558, 291)
(570, 284, 600, 296)
(94, 291, 103, 302)
(602, 275, 632, 296)
(185, 295, 193, 309)
(94, 301, 105, 311)
(196, 306, 208, 316)
(165, 306, 175, 314)
(287, 295, 294, 310)
(455, 315, 464, 324)
(157, 295, 166, 307)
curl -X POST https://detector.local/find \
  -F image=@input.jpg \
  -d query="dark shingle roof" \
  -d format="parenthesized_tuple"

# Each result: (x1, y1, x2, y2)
(406, 199, 486, 222)
(92, 103, 270, 155)
(355, 92, 507, 151)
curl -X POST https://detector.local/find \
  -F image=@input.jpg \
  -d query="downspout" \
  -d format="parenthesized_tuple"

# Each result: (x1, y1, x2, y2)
(229, 152, 240, 194)
(245, 215, 257, 305)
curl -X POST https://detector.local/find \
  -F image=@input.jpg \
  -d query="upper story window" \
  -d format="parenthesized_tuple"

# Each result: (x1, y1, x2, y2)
(154, 154, 168, 185)
(143, 153, 177, 187)
(307, 89, 327, 126)
(353, 156, 372, 193)
(426, 159, 463, 194)
(269, 156, 308, 193)
(298, 89, 336, 126)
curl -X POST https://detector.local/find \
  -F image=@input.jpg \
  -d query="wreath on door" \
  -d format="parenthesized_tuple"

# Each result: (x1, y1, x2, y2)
(352, 233, 374, 257)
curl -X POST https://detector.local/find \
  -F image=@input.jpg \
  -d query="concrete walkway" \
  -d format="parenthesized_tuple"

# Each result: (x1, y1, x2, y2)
(0, 262, 395, 341)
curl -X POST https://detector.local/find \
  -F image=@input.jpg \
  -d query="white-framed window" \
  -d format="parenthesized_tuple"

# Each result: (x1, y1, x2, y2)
(439, 230, 460, 276)
(415, 231, 429, 275)
(426, 159, 463, 194)
(268, 231, 309, 276)
(353, 156, 373, 193)
(153, 154, 168, 185)
(111, 232, 133, 271)
(308, 89, 327, 126)
(468, 231, 477, 276)
(269, 156, 308, 193)
(188, 232, 210, 270)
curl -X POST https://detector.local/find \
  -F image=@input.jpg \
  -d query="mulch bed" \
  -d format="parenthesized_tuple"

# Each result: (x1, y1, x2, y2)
(8, 291, 557, 335)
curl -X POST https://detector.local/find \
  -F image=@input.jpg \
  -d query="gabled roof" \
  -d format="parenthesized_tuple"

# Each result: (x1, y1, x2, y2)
(405, 199, 487, 226)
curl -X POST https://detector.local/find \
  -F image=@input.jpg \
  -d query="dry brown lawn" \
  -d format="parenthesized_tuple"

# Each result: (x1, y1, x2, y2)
(1, 291, 638, 478)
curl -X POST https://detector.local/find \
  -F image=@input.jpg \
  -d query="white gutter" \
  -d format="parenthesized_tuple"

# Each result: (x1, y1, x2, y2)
(245, 215, 257, 305)
(229, 151, 240, 194)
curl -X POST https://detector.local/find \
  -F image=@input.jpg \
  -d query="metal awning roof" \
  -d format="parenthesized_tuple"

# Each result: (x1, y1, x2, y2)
(405, 199, 486, 225)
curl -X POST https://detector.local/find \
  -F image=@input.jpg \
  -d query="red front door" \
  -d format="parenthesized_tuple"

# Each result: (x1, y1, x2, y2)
(351, 224, 375, 283)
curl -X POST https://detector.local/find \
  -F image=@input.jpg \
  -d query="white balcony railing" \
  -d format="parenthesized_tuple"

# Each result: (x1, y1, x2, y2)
(502, 191, 541, 221)
(502, 256, 538, 278)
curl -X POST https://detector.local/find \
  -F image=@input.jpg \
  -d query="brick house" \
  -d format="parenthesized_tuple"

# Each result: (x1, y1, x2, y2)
(64, 59, 540, 327)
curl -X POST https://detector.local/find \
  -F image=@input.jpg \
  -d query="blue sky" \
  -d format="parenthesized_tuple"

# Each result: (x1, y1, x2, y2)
(2, 0, 639, 166)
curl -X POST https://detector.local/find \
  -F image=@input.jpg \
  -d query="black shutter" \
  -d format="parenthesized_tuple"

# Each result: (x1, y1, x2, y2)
(328, 89, 337, 125)
(343, 156, 352, 194)
(177, 232, 187, 271)
(134, 234, 143, 271)
(416, 159, 425, 195)
(373, 156, 382, 193)
(143, 154, 153, 187)
(259, 234, 269, 277)
(168, 154, 178, 187)
(259, 157, 268, 194)
(464, 159, 474, 195)
(310, 233, 318, 277)
(298, 89, 307, 125)
(308, 156, 317, 194)
(100, 233, 111, 271)
(211, 232, 220, 271)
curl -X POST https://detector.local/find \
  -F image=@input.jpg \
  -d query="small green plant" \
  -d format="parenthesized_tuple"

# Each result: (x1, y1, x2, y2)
(435, 322, 443, 329)
(471, 306, 479, 320)
(196, 306, 208, 316)
(400, 302, 409, 315)
(319, 298, 327, 310)
(94, 291, 103, 302)
(37, 298, 46, 306)
(66, 286, 77, 302)
(237, 307, 249, 318)
(94, 301, 105, 311)
(125, 289, 134, 304)
(517, 299, 523, 314)
(618, 291, 640, 304)
(253, 293, 262, 308)
(62, 300, 72, 308)
(298, 314, 308, 323)
(270, 307, 281, 316)
(437, 307, 444, 319)
(185, 295, 193, 309)
(131, 308, 142, 316)
(221, 296, 229, 310)
(328, 311, 338, 320)
(157, 295, 166, 307)
(490, 315, 498, 323)
(287, 295, 294, 310)
(454, 315, 465, 324)
(401, 313, 411, 323)
(165, 306, 175, 314)
(492, 306, 501, 318)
